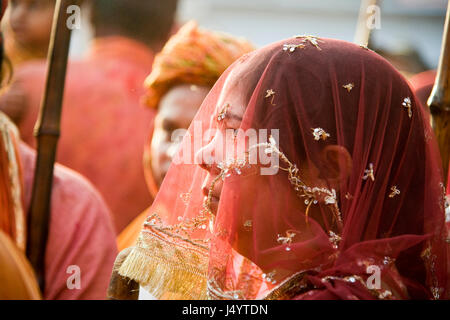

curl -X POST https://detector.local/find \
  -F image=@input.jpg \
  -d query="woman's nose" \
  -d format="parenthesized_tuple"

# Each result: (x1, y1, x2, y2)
(195, 143, 221, 174)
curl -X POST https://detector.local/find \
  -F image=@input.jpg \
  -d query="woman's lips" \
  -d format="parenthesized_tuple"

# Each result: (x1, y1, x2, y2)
(202, 179, 221, 214)
(204, 195, 219, 215)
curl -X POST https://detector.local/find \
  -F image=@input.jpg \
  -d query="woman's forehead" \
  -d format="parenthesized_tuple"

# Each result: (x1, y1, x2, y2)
(214, 63, 258, 115)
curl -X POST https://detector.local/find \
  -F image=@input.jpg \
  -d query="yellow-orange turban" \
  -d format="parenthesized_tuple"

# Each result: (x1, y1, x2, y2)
(143, 21, 254, 109)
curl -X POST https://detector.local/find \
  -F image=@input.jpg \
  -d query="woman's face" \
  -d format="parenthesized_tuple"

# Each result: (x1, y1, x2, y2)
(150, 84, 210, 188)
(195, 74, 247, 215)
(9, 0, 54, 51)
(194, 67, 339, 216)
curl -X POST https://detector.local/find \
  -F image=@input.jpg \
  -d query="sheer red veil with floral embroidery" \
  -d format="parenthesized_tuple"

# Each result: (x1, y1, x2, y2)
(119, 37, 448, 300)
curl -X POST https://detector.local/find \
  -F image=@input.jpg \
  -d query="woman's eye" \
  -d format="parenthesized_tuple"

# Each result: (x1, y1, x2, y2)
(162, 119, 178, 133)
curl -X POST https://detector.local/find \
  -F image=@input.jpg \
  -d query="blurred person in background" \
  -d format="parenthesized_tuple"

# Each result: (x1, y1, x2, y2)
(0, 113, 119, 300)
(18, 137, 118, 300)
(117, 21, 254, 252)
(0, 1, 117, 300)
(0, 0, 178, 233)
(370, 43, 429, 80)
(2, 0, 54, 67)
(409, 70, 437, 108)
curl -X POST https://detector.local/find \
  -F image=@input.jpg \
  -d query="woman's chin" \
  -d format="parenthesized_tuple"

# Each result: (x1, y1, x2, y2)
(205, 195, 219, 215)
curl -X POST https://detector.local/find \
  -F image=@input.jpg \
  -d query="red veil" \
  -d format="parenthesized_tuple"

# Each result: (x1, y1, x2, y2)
(119, 37, 448, 300)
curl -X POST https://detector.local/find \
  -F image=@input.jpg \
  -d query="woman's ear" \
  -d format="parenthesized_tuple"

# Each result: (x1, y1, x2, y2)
(319, 145, 352, 187)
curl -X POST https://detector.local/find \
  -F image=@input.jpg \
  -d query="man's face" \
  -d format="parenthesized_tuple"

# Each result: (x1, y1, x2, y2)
(9, 0, 54, 50)
(150, 84, 210, 188)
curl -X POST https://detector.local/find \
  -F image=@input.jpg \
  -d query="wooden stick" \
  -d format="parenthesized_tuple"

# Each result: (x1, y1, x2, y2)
(26, 0, 78, 292)
(428, 2, 450, 179)
(354, 0, 379, 46)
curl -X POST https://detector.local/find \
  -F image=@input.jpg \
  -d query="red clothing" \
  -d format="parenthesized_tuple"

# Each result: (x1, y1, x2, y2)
(19, 142, 117, 300)
(11, 37, 156, 232)
(120, 38, 448, 300)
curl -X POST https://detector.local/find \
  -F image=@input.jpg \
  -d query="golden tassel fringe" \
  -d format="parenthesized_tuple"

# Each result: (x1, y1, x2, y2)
(118, 231, 209, 300)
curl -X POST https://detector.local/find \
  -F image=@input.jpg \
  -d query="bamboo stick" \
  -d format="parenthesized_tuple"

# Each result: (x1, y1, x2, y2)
(428, 2, 450, 179)
(26, 0, 78, 292)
